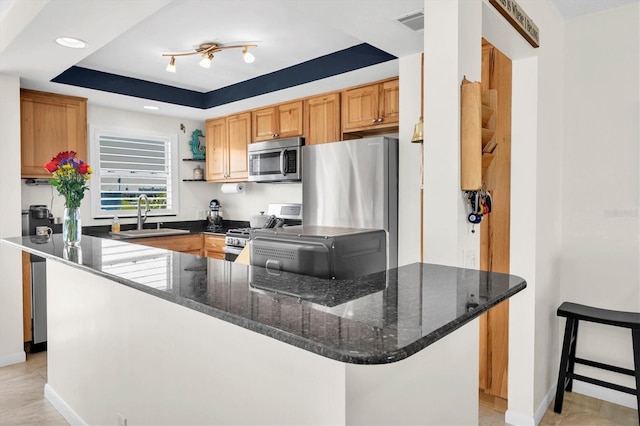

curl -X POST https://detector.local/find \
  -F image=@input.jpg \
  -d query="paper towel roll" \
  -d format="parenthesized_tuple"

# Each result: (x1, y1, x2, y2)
(220, 183, 245, 194)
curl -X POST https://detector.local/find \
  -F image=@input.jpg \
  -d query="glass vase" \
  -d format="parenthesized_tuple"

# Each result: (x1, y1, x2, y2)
(63, 207, 81, 246)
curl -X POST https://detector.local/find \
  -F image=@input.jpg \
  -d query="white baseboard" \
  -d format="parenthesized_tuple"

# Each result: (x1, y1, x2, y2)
(0, 350, 26, 367)
(504, 409, 535, 425)
(44, 384, 86, 426)
(572, 381, 638, 410)
(535, 381, 558, 425)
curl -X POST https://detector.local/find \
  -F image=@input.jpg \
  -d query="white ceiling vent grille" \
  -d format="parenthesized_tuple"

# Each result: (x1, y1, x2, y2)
(396, 10, 424, 32)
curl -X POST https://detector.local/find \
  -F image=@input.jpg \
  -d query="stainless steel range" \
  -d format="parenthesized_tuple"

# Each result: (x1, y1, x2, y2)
(223, 228, 250, 261)
(223, 203, 302, 262)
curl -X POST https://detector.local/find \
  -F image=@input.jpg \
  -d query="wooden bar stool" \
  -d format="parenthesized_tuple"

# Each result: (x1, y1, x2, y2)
(554, 302, 640, 423)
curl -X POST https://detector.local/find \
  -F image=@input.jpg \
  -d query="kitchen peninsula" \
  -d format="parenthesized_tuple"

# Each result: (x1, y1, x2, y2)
(3, 234, 526, 425)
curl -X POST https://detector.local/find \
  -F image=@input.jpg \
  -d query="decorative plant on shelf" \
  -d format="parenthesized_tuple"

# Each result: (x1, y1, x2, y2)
(45, 151, 92, 245)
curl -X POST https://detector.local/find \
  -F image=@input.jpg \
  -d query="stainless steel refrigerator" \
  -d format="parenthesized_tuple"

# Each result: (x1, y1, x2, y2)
(302, 136, 399, 268)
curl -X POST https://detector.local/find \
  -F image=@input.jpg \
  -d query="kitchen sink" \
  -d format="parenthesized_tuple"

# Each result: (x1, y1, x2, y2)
(110, 228, 190, 238)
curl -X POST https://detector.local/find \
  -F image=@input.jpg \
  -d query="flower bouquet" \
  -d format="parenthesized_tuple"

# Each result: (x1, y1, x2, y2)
(45, 151, 92, 245)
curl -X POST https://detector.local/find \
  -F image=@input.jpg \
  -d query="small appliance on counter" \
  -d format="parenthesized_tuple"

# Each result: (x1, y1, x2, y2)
(249, 225, 387, 280)
(27, 205, 52, 235)
(223, 203, 302, 262)
(207, 199, 223, 231)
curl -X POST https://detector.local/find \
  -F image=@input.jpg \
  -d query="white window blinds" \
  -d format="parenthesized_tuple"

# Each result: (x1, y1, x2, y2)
(90, 126, 179, 218)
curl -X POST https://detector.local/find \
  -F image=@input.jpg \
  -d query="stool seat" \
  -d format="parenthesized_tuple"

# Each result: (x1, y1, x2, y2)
(554, 302, 639, 423)
(557, 302, 640, 329)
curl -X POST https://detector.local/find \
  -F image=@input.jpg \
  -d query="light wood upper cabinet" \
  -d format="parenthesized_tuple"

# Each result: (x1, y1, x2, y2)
(342, 78, 399, 133)
(252, 100, 303, 142)
(20, 89, 88, 179)
(206, 112, 250, 182)
(206, 117, 227, 181)
(304, 92, 341, 146)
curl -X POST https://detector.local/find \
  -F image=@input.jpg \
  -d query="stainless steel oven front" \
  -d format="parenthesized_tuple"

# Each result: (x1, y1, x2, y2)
(248, 137, 303, 183)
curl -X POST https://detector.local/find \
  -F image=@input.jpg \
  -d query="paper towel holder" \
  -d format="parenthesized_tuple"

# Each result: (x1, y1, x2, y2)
(221, 183, 245, 194)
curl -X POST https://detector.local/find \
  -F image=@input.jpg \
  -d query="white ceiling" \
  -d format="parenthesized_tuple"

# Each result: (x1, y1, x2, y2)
(552, 0, 638, 19)
(0, 0, 636, 120)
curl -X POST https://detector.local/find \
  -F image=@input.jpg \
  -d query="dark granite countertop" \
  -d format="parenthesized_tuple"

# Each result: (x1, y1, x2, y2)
(3, 234, 526, 364)
(80, 219, 249, 238)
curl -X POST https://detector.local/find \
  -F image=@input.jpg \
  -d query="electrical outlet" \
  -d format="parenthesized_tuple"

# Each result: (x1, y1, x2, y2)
(117, 413, 127, 426)
(463, 249, 478, 269)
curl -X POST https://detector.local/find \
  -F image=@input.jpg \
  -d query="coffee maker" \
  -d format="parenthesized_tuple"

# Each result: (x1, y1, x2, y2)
(207, 199, 223, 231)
(28, 205, 52, 235)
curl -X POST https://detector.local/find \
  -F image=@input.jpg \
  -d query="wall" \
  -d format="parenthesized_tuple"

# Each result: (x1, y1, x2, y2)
(423, 0, 481, 268)
(560, 2, 639, 408)
(0, 74, 26, 366)
(478, 0, 566, 422)
(398, 53, 423, 266)
(20, 105, 303, 226)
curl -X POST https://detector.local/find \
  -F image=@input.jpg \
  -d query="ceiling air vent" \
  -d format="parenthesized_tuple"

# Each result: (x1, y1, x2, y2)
(396, 10, 424, 32)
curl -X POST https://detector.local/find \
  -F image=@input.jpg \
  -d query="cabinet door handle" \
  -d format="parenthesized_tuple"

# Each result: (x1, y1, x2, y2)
(272, 133, 279, 138)
(377, 118, 383, 122)
(371, 119, 377, 123)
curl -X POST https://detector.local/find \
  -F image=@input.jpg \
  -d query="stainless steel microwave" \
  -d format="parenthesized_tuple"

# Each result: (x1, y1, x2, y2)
(248, 137, 304, 183)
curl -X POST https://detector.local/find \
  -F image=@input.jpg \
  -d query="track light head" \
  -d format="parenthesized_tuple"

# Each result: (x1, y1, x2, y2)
(199, 53, 213, 68)
(166, 56, 176, 73)
(242, 47, 255, 63)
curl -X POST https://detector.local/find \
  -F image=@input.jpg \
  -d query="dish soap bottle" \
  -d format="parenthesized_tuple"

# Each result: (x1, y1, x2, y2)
(111, 216, 120, 232)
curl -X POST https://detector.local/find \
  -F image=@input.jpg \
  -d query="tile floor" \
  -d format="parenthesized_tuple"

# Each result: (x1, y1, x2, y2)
(0, 351, 66, 425)
(480, 392, 639, 425)
(1, 351, 638, 425)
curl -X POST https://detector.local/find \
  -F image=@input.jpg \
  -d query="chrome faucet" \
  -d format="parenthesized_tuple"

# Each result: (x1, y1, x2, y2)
(137, 194, 150, 230)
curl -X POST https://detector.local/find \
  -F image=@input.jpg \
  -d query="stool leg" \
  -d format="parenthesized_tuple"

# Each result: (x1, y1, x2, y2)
(554, 317, 577, 413)
(566, 319, 579, 392)
(632, 328, 639, 425)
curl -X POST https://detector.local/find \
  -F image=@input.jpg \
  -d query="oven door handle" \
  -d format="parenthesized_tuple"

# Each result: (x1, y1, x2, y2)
(223, 246, 243, 255)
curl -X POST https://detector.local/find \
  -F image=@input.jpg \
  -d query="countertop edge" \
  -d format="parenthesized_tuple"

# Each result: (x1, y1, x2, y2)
(3, 237, 527, 365)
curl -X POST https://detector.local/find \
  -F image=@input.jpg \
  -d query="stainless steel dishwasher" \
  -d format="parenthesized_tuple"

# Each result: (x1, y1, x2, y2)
(22, 208, 49, 352)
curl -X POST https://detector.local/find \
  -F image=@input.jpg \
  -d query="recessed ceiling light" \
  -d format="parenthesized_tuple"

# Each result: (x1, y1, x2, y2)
(143, 106, 160, 110)
(55, 37, 88, 49)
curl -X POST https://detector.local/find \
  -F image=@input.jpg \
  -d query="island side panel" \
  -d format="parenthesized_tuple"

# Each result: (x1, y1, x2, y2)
(345, 318, 480, 425)
(45, 261, 347, 425)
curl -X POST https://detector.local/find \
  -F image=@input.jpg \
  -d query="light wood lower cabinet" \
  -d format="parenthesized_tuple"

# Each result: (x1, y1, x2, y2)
(203, 234, 225, 260)
(129, 234, 204, 256)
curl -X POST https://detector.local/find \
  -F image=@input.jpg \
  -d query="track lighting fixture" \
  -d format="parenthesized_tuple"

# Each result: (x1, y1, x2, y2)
(162, 42, 257, 72)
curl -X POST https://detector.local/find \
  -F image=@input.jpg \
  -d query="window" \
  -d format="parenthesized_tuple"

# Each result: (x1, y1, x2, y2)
(90, 126, 179, 218)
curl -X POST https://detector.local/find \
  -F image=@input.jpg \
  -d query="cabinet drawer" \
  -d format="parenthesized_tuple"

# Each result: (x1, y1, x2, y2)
(130, 234, 203, 252)
(203, 234, 225, 252)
